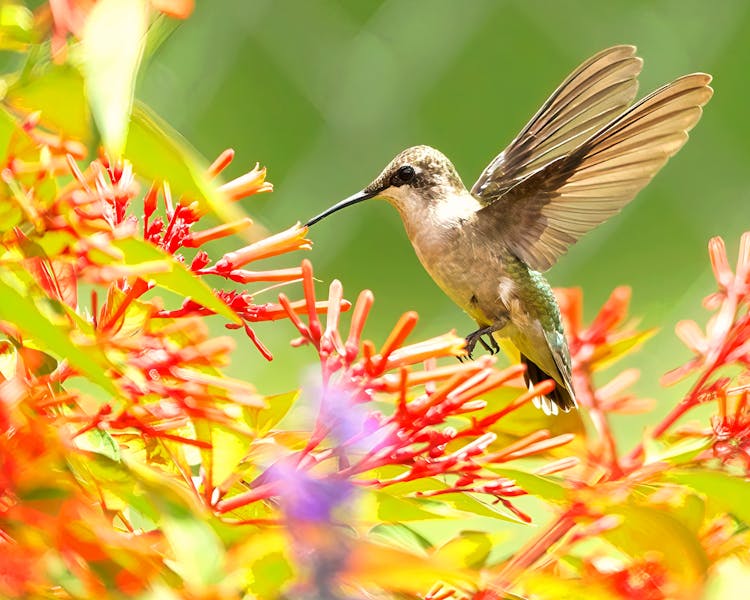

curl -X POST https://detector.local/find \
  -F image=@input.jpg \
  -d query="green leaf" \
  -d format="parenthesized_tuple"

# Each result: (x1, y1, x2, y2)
(0, 273, 115, 394)
(361, 490, 451, 522)
(433, 531, 493, 568)
(122, 458, 226, 586)
(210, 425, 252, 489)
(245, 390, 299, 436)
(0, 106, 21, 161)
(5, 64, 90, 141)
(374, 469, 522, 523)
(671, 490, 707, 534)
(345, 539, 475, 593)
(126, 103, 244, 224)
(111, 237, 240, 323)
(603, 503, 709, 584)
(68, 453, 141, 514)
(246, 551, 294, 599)
(0, 106, 38, 193)
(100, 285, 153, 338)
(0, 3, 35, 50)
(239, 530, 295, 597)
(376, 472, 530, 521)
(21, 486, 71, 501)
(142, 14, 181, 63)
(666, 468, 750, 524)
(369, 523, 433, 556)
(81, 0, 148, 155)
(462, 386, 587, 458)
(488, 468, 567, 503)
(523, 573, 616, 599)
(161, 510, 225, 588)
(591, 328, 657, 372)
(76, 428, 121, 462)
(0, 201, 22, 232)
(643, 435, 711, 466)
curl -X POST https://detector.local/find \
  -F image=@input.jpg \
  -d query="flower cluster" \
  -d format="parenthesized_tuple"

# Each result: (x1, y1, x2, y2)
(651, 233, 750, 472)
(214, 260, 573, 524)
(0, 72, 346, 594)
(469, 235, 750, 599)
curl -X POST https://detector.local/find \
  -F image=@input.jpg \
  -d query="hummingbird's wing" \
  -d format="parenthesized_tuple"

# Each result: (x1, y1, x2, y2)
(471, 45, 643, 201)
(476, 73, 713, 272)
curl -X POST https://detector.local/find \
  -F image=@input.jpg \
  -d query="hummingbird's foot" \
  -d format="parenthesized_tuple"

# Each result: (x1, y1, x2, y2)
(463, 326, 498, 359)
(478, 336, 494, 354)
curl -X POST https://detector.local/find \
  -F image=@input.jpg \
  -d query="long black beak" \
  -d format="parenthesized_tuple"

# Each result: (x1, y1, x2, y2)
(305, 189, 378, 227)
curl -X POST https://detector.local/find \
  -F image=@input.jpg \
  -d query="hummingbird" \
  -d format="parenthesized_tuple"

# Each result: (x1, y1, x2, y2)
(305, 46, 712, 415)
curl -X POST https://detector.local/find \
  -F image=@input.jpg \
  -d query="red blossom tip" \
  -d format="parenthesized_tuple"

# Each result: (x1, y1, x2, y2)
(555, 287, 584, 335)
(345, 290, 374, 362)
(21, 111, 41, 131)
(278, 292, 312, 341)
(738, 231, 750, 281)
(301, 259, 322, 342)
(674, 320, 708, 356)
(383, 333, 467, 370)
(182, 217, 254, 248)
(709, 236, 733, 289)
(66, 154, 88, 187)
(536, 456, 580, 475)
(215, 224, 311, 271)
(150, 0, 195, 19)
(321, 279, 346, 357)
(218, 163, 272, 202)
(207, 148, 235, 178)
(143, 183, 159, 220)
(585, 286, 631, 342)
(378, 311, 418, 362)
(226, 267, 303, 284)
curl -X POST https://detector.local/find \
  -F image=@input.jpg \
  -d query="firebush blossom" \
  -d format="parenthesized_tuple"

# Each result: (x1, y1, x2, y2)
(214, 261, 572, 524)
(44, 0, 194, 58)
(2, 101, 750, 598)
(477, 235, 750, 599)
(0, 98, 581, 596)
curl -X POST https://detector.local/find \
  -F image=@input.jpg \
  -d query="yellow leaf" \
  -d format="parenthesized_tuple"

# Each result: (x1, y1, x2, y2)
(211, 425, 252, 489)
(590, 328, 657, 371)
(344, 539, 475, 594)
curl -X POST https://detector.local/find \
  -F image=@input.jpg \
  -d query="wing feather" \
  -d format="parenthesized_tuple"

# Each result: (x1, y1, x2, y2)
(478, 73, 713, 272)
(471, 45, 643, 201)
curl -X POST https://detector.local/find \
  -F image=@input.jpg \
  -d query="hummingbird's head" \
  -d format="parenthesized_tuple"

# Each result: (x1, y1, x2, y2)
(306, 145, 470, 228)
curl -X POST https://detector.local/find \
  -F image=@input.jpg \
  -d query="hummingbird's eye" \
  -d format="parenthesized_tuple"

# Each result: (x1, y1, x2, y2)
(392, 165, 416, 186)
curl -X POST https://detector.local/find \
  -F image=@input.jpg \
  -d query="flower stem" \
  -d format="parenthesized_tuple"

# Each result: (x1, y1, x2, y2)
(489, 509, 577, 591)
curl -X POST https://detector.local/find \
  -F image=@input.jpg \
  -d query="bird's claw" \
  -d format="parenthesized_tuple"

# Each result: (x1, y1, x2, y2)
(460, 326, 499, 361)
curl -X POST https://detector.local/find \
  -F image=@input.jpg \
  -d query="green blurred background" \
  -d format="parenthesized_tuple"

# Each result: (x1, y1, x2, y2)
(139, 0, 749, 444)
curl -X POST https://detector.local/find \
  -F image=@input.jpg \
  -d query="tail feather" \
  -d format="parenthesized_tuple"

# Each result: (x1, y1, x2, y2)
(521, 354, 577, 415)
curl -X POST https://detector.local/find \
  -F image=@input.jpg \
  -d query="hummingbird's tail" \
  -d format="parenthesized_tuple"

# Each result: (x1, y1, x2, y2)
(521, 354, 577, 416)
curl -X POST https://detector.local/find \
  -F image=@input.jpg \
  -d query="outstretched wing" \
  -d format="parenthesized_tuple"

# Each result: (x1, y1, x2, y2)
(477, 73, 713, 272)
(471, 45, 643, 202)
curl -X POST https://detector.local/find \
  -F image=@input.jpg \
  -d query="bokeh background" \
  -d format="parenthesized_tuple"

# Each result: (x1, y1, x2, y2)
(139, 0, 749, 445)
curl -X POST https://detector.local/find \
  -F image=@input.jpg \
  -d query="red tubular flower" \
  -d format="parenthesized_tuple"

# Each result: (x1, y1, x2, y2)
(217, 163, 273, 201)
(181, 217, 254, 248)
(215, 224, 311, 271)
(149, 0, 194, 19)
(626, 232, 750, 466)
(207, 148, 235, 178)
(556, 286, 653, 477)
(710, 388, 750, 472)
(239, 262, 573, 521)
